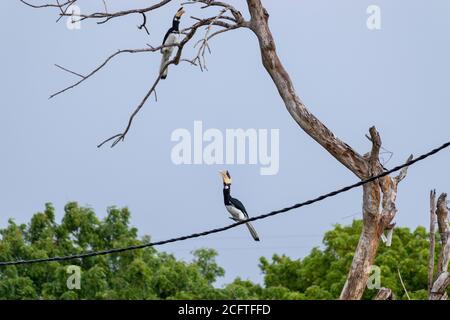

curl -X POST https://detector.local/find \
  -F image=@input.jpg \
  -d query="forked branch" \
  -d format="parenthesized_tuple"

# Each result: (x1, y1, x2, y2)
(96, 16, 244, 147)
(21, 0, 247, 147)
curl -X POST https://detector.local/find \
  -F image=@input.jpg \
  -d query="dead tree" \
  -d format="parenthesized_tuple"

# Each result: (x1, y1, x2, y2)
(428, 190, 437, 294)
(20, 0, 414, 299)
(429, 192, 450, 300)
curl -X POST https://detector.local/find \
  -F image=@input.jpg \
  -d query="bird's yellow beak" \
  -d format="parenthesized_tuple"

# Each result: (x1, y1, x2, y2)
(175, 7, 185, 18)
(219, 170, 232, 185)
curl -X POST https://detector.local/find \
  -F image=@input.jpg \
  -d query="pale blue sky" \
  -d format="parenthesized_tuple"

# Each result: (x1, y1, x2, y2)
(1, 1, 449, 286)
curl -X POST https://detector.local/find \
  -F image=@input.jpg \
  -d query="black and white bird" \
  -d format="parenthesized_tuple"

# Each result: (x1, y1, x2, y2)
(219, 170, 260, 241)
(160, 7, 185, 80)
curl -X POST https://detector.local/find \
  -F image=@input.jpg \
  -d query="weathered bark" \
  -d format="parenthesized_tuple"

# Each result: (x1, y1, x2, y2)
(437, 194, 449, 273)
(374, 287, 394, 300)
(428, 190, 437, 293)
(245, 0, 413, 299)
(430, 272, 450, 300)
(429, 193, 450, 300)
(340, 134, 412, 299)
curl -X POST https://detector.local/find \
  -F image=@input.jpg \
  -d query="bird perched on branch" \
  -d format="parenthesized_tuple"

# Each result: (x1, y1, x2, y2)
(219, 170, 260, 241)
(160, 7, 185, 80)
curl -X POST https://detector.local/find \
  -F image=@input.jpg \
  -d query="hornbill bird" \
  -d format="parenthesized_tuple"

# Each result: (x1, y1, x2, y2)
(160, 7, 185, 80)
(219, 170, 260, 241)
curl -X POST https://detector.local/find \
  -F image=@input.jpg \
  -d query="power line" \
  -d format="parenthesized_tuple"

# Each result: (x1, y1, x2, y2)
(1, 140, 449, 267)
(187, 234, 323, 240)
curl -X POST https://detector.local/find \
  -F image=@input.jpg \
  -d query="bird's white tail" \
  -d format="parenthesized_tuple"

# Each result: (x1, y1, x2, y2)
(245, 222, 260, 241)
(160, 51, 170, 79)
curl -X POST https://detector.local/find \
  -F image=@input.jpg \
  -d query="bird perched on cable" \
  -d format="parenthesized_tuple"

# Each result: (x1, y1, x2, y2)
(219, 170, 260, 241)
(160, 7, 185, 80)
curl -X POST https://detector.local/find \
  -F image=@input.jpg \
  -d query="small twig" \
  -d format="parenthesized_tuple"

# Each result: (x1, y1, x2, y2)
(397, 268, 411, 300)
(191, 8, 229, 71)
(54, 64, 85, 79)
(59, 0, 173, 24)
(97, 75, 163, 148)
(183, 0, 243, 22)
(380, 146, 394, 166)
(138, 12, 150, 35)
(49, 45, 177, 99)
(340, 212, 360, 220)
(20, 0, 74, 9)
(54, 0, 67, 22)
(55, 1, 74, 23)
(394, 154, 413, 184)
(180, 58, 198, 66)
(102, 0, 108, 13)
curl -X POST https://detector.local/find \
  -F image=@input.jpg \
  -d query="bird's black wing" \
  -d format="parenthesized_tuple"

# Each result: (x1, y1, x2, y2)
(162, 28, 173, 46)
(230, 197, 249, 218)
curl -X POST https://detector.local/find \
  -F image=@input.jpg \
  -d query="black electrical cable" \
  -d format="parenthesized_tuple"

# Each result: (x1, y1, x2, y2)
(1, 140, 449, 267)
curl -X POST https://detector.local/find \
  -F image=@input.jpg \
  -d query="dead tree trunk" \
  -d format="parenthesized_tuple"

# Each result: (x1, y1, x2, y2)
(245, 0, 412, 300)
(428, 190, 437, 293)
(429, 193, 450, 300)
(340, 137, 411, 299)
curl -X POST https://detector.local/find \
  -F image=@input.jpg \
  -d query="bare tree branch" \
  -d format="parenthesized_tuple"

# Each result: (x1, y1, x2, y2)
(50, 47, 165, 99)
(394, 154, 414, 184)
(69, 0, 173, 24)
(368, 126, 381, 175)
(20, 0, 75, 9)
(191, 8, 230, 71)
(54, 64, 85, 79)
(55, 0, 75, 23)
(138, 13, 150, 35)
(97, 16, 241, 147)
(183, 0, 245, 23)
(21, 1, 246, 147)
(101, 0, 108, 13)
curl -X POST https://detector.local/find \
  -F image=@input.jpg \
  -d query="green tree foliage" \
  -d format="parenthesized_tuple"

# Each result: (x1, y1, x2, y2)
(0, 204, 444, 299)
(259, 220, 440, 300)
(0, 203, 218, 299)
